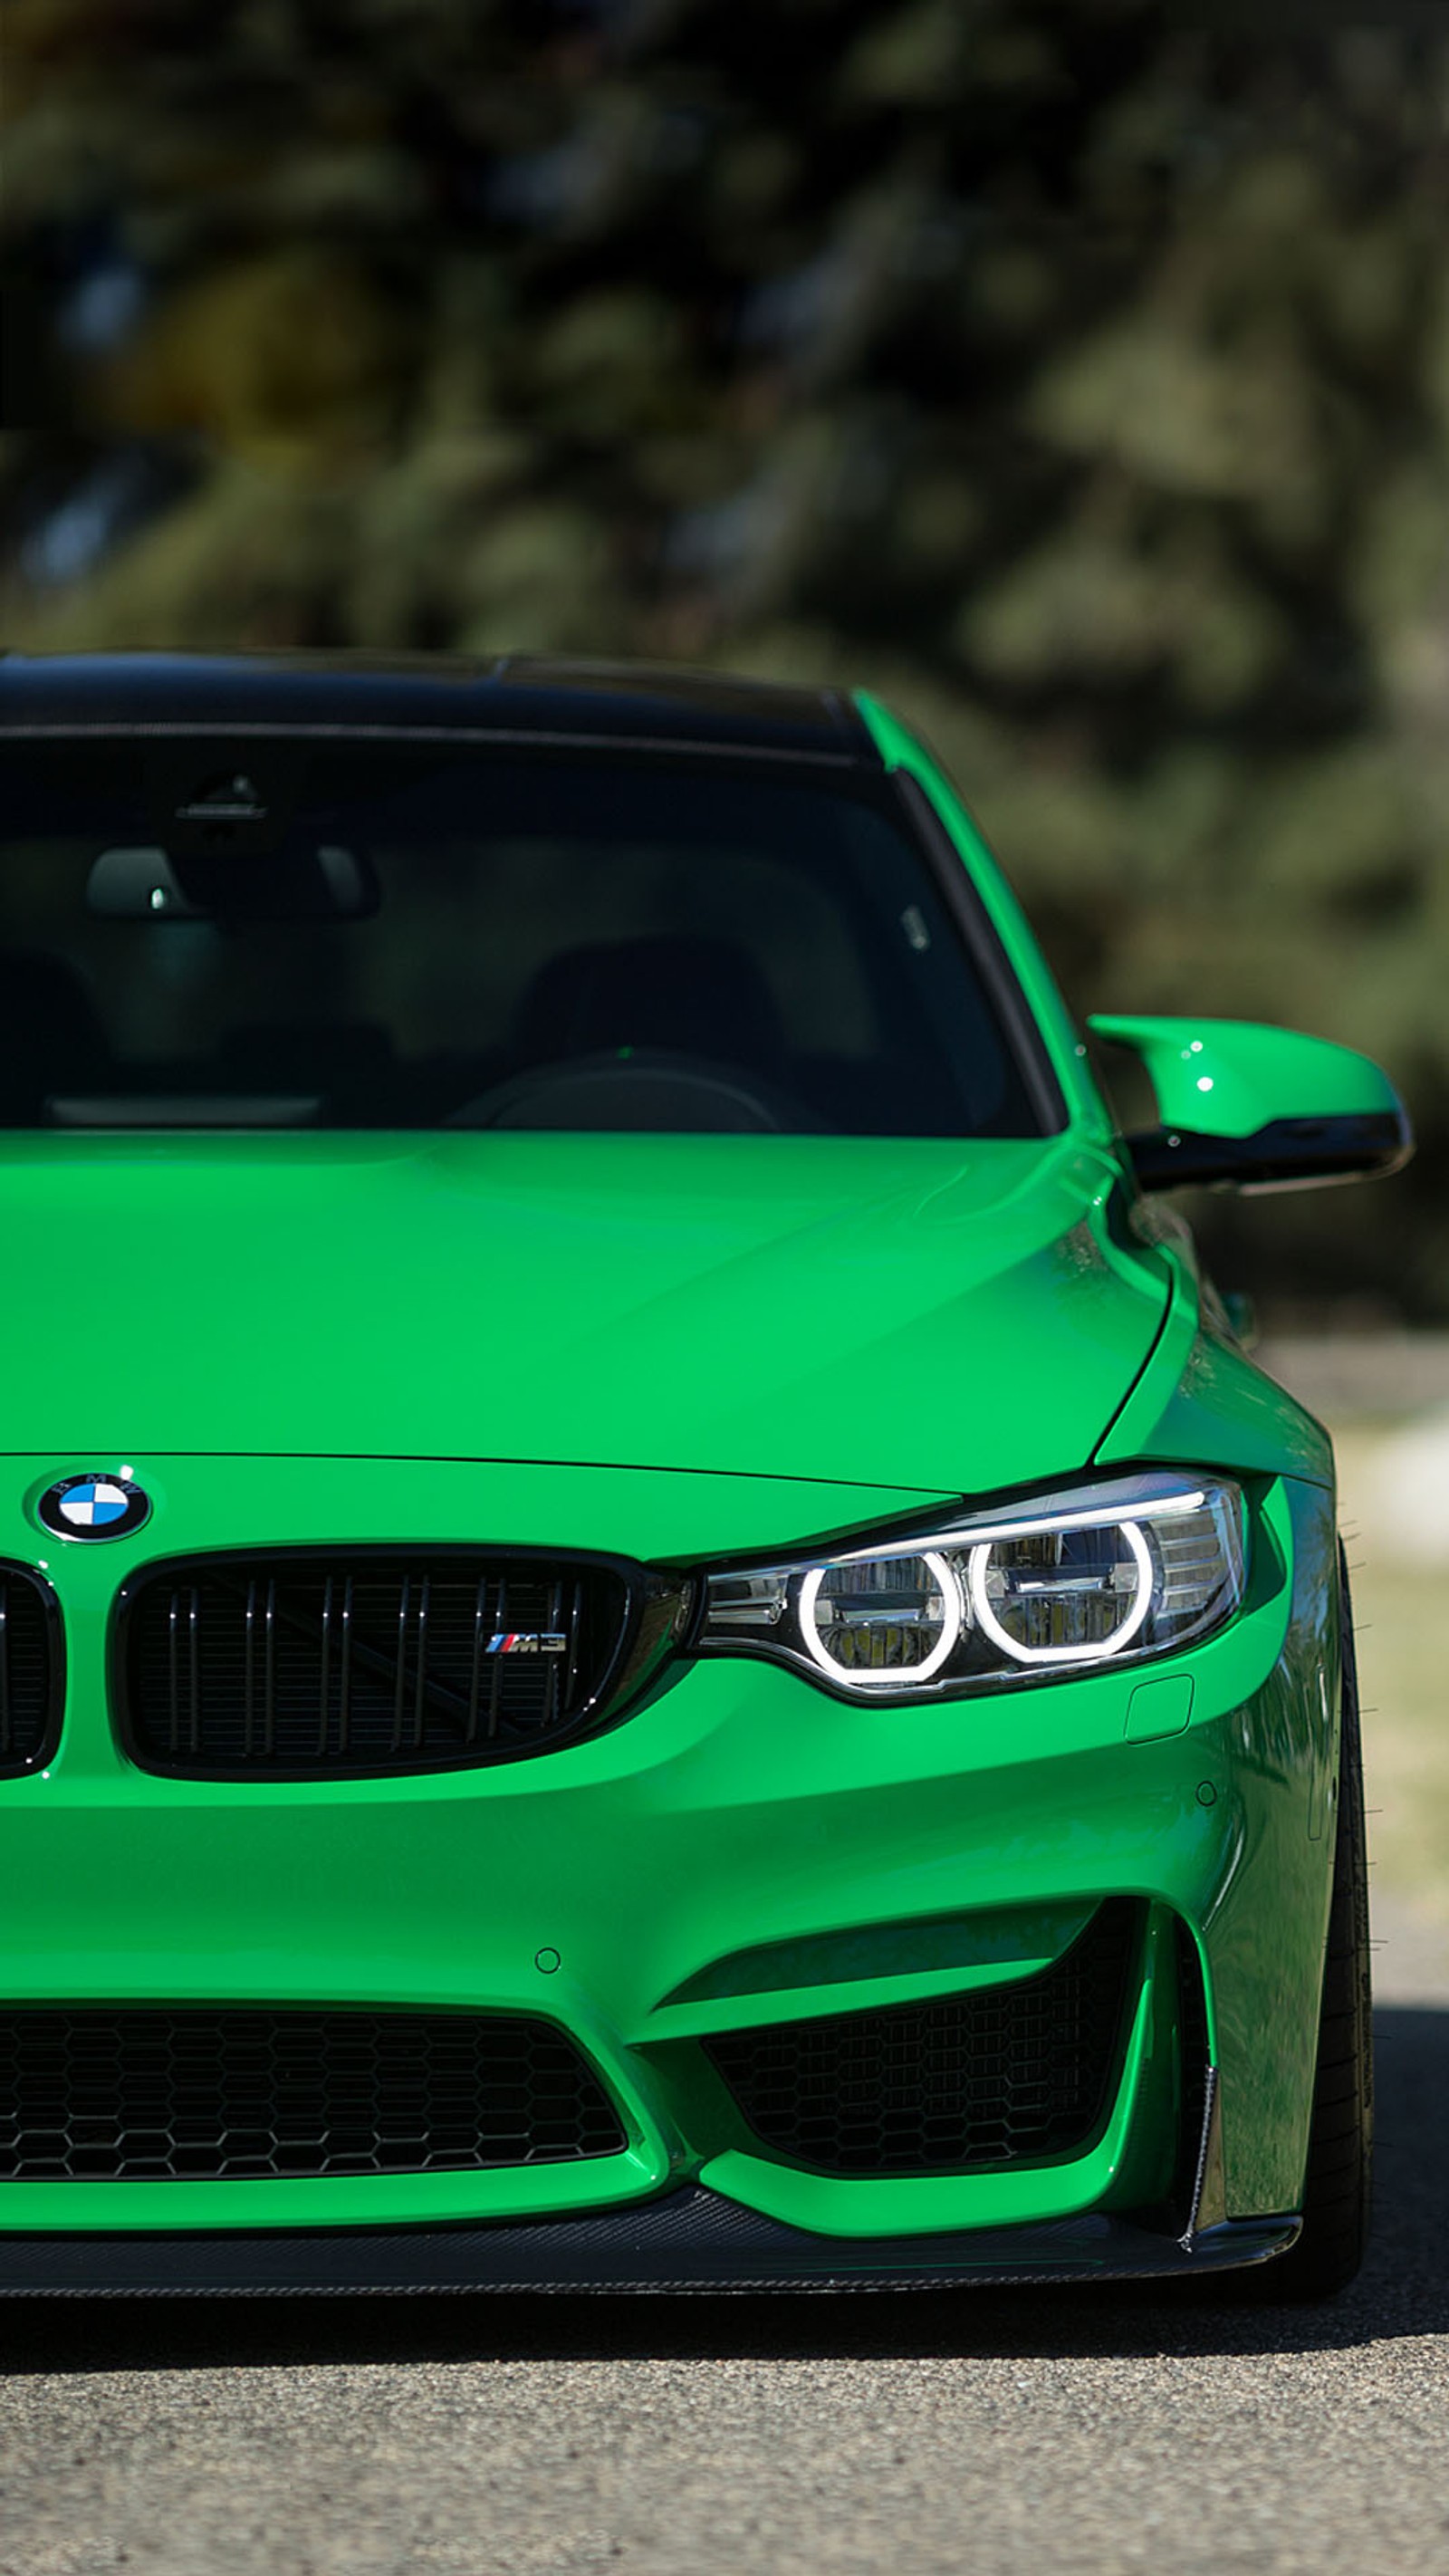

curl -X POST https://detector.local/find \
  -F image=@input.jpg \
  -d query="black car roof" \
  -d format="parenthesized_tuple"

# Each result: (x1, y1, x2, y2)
(0, 651, 875, 765)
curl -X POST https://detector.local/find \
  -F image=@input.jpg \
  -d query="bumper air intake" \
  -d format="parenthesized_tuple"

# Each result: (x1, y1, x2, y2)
(0, 2008, 627, 2180)
(705, 1898, 1139, 2177)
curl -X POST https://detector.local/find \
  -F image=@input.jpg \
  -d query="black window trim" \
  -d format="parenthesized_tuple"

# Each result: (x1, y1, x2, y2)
(0, 720, 861, 768)
(889, 769, 1068, 1138)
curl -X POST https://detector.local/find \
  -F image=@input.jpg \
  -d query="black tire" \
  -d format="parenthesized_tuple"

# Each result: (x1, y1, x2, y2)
(1249, 1543, 1373, 2299)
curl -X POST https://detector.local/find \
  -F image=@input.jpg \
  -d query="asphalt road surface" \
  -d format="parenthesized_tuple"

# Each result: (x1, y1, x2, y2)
(1, 1903, 1445, 2576)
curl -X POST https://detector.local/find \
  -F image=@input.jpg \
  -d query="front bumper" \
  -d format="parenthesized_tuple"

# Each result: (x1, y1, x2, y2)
(0, 1453, 1339, 2284)
(0, 2191, 1300, 2298)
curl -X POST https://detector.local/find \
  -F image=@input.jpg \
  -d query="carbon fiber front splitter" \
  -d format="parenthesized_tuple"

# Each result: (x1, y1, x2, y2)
(0, 2187, 1300, 2295)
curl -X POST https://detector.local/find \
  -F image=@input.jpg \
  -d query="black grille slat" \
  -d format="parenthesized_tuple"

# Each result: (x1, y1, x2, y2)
(468, 1575, 486, 1746)
(0, 1587, 10, 1760)
(166, 1586, 200, 1758)
(566, 1576, 584, 1711)
(318, 1575, 332, 1760)
(0, 2009, 626, 2180)
(339, 1575, 353, 1753)
(706, 1901, 1138, 2178)
(0, 1572, 58, 1773)
(392, 1576, 411, 1754)
(263, 1577, 277, 1756)
(414, 1573, 431, 1750)
(167, 1591, 179, 1754)
(121, 1552, 633, 1777)
(489, 1573, 507, 1739)
(243, 1581, 255, 1757)
(187, 1587, 199, 1755)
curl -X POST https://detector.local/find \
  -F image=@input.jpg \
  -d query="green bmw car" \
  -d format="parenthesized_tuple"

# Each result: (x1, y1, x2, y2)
(0, 651, 1410, 2298)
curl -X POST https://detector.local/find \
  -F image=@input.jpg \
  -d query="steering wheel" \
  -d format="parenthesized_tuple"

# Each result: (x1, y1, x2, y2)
(445, 1048, 824, 1134)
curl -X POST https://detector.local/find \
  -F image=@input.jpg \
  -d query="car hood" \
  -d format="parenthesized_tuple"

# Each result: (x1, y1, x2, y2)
(1, 1130, 1170, 1504)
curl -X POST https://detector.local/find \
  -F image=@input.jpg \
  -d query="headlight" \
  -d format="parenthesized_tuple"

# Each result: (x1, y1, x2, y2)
(696, 1472, 1245, 1699)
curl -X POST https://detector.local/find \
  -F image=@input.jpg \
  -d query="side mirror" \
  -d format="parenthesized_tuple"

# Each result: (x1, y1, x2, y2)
(1088, 1014, 1414, 1193)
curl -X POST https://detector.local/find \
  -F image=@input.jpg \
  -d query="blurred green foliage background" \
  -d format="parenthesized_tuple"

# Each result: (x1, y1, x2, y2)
(4, 0, 1449, 1316)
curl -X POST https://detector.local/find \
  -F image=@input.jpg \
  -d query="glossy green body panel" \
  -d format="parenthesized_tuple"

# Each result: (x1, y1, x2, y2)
(1098, 1269, 1335, 1491)
(0, 1129, 1169, 1499)
(1089, 1012, 1404, 1139)
(1201, 1475, 1340, 2216)
(0, 684, 1366, 2263)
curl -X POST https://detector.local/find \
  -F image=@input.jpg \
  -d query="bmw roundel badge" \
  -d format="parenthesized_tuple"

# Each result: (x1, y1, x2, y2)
(37, 1472, 152, 1543)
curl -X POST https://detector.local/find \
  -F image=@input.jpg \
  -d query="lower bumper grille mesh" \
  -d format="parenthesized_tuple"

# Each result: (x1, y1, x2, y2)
(705, 1898, 1138, 2177)
(0, 2010, 626, 2181)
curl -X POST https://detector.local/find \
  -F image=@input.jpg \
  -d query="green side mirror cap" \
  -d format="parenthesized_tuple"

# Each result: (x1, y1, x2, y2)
(1088, 1014, 1414, 1193)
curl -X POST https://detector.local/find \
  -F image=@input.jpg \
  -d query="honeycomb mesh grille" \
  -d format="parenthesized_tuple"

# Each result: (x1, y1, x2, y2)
(0, 2010, 627, 2180)
(0, 1571, 57, 1773)
(120, 1553, 634, 1775)
(705, 1900, 1138, 2177)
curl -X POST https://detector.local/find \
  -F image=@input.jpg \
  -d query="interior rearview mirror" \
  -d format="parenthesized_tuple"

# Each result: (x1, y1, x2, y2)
(87, 843, 378, 922)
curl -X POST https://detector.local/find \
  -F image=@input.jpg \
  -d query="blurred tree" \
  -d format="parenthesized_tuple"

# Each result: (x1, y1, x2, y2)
(3, 0, 1449, 1314)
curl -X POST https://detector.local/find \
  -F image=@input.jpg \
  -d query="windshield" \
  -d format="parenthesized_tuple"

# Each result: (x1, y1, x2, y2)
(0, 739, 1045, 1137)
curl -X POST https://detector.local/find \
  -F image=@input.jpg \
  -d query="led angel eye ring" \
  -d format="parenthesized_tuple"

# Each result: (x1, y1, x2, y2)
(799, 1550, 963, 1687)
(968, 1519, 1153, 1667)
